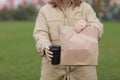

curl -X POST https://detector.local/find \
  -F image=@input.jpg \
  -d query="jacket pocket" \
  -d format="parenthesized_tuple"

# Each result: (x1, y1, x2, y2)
(48, 20, 62, 41)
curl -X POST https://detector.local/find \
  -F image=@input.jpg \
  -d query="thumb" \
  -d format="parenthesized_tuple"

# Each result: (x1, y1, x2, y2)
(45, 46, 50, 50)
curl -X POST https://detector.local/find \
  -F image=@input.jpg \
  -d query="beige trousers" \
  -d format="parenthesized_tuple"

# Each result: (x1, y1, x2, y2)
(40, 57, 97, 80)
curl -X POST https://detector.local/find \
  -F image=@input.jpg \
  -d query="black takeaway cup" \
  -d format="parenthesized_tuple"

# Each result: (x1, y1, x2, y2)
(49, 45, 61, 65)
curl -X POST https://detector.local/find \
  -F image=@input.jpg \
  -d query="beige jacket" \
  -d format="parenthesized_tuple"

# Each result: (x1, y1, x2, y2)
(33, 2, 103, 58)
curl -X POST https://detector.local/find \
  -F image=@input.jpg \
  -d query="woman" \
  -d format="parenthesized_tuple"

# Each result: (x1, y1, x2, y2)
(33, 0, 103, 80)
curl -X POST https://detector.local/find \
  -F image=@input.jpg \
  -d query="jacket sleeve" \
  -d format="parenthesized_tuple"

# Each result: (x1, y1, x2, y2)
(33, 9, 52, 57)
(85, 3, 103, 39)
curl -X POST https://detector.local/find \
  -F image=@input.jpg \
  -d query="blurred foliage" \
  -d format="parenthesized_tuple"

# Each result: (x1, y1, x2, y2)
(0, 1, 120, 21)
(92, 0, 120, 21)
(0, 5, 37, 21)
(0, 8, 13, 20)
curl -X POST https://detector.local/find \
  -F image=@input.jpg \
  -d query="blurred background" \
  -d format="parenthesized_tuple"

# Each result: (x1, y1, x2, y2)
(0, 0, 120, 21)
(0, 0, 120, 80)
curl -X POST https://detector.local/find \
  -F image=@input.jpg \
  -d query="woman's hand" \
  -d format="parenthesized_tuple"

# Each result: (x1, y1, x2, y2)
(44, 46, 53, 61)
(75, 19, 87, 33)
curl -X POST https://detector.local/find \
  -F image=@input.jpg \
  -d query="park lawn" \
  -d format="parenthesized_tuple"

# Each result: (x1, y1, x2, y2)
(0, 21, 40, 80)
(98, 21, 120, 80)
(0, 21, 120, 80)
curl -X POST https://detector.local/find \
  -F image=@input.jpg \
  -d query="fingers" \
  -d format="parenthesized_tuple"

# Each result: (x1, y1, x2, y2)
(75, 26, 82, 33)
(45, 46, 53, 61)
(45, 46, 50, 50)
(75, 20, 87, 33)
(46, 52, 53, 61)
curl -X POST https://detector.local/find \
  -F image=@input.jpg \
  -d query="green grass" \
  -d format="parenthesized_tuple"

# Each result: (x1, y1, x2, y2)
(0, 21, 120, 80)
(0, 21, 40, 80)
(98, 21, 120, 80)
